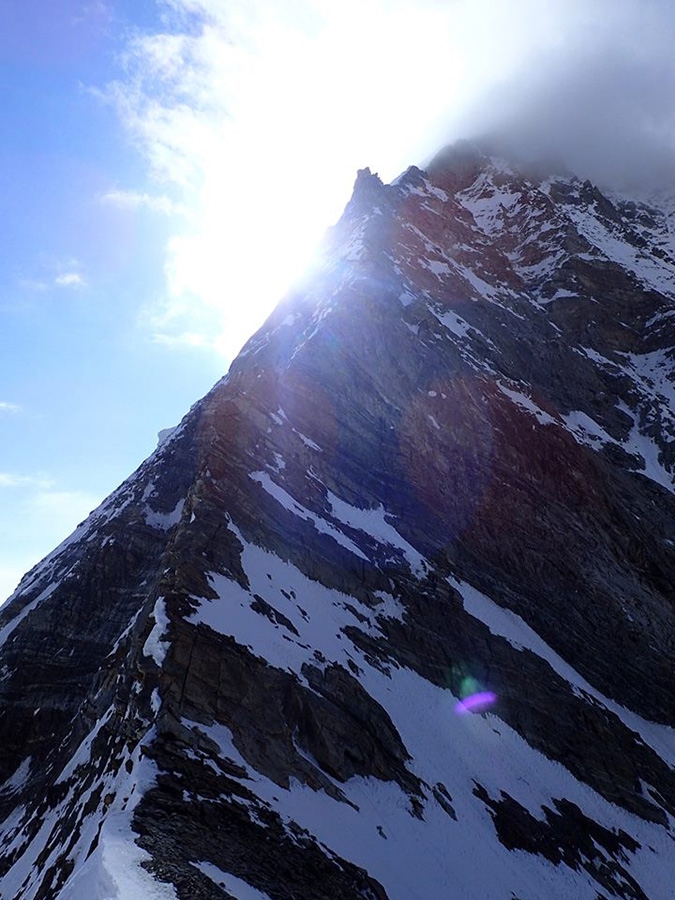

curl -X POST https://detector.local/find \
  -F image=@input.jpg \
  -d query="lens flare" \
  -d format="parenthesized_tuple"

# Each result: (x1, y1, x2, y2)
(454, 691, 497, 715)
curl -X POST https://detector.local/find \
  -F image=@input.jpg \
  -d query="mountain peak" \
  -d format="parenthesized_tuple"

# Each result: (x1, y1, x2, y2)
(1, 141, 675, 899)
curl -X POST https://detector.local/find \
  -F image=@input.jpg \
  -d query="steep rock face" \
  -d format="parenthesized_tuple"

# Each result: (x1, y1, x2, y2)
(1, 141, 674, 900)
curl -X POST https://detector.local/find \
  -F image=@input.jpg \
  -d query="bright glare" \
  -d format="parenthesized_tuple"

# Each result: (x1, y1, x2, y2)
(116, 0, 600, 359)
(135, 1, 470, 358)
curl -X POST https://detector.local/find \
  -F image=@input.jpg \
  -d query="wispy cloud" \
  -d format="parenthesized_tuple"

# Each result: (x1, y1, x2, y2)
(0, 472, 54, 489)
(54, 272, 87, 288)
(18, 257, 88, 292)
(0, 402, 21, 414)
(101, 188, 179, 214)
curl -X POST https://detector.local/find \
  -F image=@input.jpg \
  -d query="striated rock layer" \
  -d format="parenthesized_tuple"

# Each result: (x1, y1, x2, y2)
(1, 140, 675, 899)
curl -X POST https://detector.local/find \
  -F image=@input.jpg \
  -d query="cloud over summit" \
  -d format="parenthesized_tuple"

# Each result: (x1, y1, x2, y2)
(454, 1, 675, 190)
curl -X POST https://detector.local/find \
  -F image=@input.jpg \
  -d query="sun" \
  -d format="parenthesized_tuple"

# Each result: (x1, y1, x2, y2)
(162, 157, 341, 358)
(133, 0, 527, 361)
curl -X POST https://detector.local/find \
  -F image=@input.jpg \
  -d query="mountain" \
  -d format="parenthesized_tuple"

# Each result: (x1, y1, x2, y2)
(1, 139, 675, 900)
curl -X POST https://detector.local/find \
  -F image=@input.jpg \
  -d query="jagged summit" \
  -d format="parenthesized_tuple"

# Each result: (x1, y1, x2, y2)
(1, 143, 674, 899)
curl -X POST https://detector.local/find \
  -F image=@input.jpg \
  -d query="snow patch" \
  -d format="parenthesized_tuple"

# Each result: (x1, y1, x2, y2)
(192, 861, 272, 900)
(426, 259, 451, 277)
(562, 409, 615, 447)
(326, 490, 428, 576)
(294, 431, 322, 452)
(250, 471, 366, 560)
(156, 427, 176, 448)
(58, 749, 177, 900)
(144, 498, 184, 531)
(188, 528, 392, 674)
(1, 757, 31, 795)
(617, 400, 674, 491)
(142, 597, 170, 666)
(497, 383, 558, 426)
(430, 307, 473, 339)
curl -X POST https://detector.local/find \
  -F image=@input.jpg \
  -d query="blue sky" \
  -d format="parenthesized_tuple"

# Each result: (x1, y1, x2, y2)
(0, 0, 227, 599)
(1, 0, 672, 602)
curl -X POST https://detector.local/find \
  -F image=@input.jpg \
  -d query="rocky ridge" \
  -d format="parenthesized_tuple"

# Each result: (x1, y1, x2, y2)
(0, 140, 674, 899)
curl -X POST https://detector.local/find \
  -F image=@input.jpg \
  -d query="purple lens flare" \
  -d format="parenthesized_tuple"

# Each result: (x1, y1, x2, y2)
(454, 691, 497, 715)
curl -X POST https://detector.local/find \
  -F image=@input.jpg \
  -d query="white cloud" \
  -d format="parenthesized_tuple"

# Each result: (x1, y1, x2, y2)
(459, 2, 675, 190)
(101, 188, 179, 214)
(18, 257, 88, 292)
(0, 402, 20, 414)
(0, 472, 53, 489)
(106, 0, 675, 360)
(54, 272, 87, 288)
